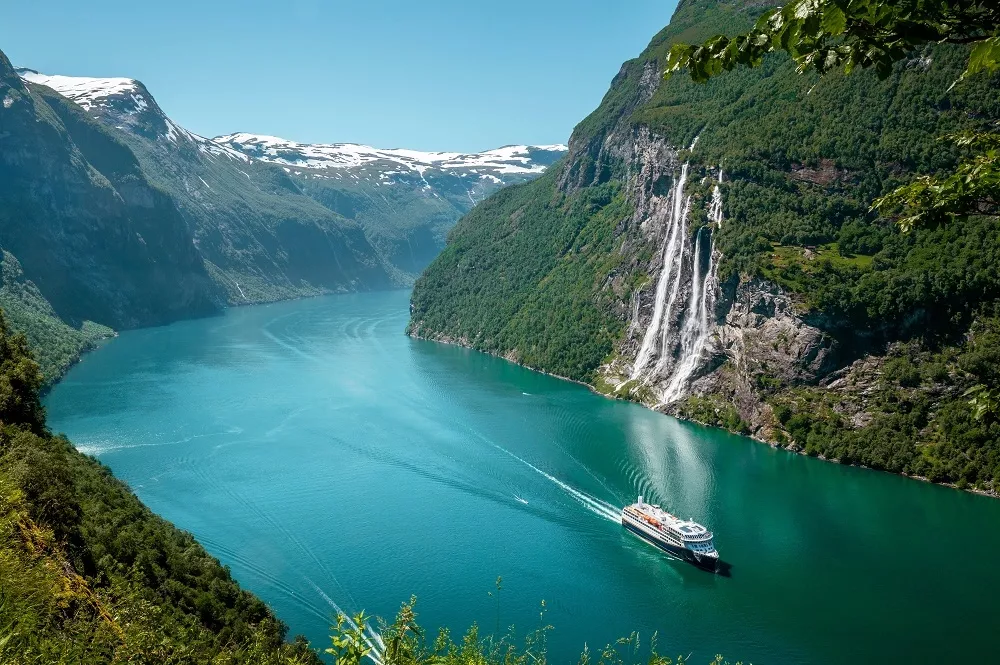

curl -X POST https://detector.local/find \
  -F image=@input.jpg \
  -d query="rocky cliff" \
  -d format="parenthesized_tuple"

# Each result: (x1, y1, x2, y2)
(0, 51, 219, 335)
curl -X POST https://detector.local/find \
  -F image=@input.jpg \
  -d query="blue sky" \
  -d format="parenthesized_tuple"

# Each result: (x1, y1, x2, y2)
(2, 0, 678, 152)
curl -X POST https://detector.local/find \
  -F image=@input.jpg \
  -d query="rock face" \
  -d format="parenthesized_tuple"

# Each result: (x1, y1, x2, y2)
(0, 51, 219, 330)
(680, 277, 837, 434)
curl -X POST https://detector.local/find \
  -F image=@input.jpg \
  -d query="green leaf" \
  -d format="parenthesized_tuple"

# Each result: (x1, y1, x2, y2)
(821, 5, 847, 36)
(963, 36, 1000, 79)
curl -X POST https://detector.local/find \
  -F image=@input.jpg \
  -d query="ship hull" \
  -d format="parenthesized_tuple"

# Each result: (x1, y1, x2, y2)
(622, 519, 718, 572)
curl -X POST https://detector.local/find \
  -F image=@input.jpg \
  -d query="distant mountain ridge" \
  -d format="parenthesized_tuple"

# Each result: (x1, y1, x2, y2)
(18, 67, 566, 279)
(17, 66, 396, 305)
(214, 136, 567, 276)
(213, 132, 565, 175)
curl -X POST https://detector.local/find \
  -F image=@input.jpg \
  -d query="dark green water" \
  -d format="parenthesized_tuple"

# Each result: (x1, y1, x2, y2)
(45, 291, 1000, 664)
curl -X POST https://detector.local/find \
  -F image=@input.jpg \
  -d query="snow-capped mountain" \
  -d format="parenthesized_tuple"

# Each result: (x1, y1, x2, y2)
(16, 67, 566, 278)
(214, 132, 565, 178)
(17, 67, 394, 301)
(16, 68, 247, 161)
(214, 133, 567, 272)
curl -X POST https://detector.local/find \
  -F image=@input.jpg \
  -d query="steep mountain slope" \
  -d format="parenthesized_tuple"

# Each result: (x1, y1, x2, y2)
(214, 135, 566, 276)
(18, 68, 394, 303)
(0, 250, 113, 381)
(0, 50, 220, 378)
(409, 0, 1000, 492)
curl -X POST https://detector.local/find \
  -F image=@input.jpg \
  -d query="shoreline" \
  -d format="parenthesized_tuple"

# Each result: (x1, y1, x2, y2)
(408, 330, 999, 501)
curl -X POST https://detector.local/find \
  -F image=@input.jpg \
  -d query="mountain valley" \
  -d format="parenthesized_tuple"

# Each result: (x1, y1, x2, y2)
(2, 55, 563, 380)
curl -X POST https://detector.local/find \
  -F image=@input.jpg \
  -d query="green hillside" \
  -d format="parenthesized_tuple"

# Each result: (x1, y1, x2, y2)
(409, 0, 1000, 491)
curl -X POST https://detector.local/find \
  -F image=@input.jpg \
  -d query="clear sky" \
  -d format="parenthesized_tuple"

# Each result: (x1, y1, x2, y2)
(1, 0, 678, 152)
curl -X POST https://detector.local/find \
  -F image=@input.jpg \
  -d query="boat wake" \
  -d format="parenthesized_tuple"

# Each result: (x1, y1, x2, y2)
(492, 445, 620, 523)
(305, 577, 386, 664)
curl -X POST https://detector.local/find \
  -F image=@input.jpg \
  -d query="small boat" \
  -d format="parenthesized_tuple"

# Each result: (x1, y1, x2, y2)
(621, 495, 719, 572)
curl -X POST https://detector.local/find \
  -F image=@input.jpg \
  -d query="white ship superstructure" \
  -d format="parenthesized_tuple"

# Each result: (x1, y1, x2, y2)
(621, 496, 719, 571)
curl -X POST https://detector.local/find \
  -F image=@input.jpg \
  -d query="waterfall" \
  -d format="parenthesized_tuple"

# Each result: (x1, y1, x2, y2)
(661, 226, 716, 403)
(652, 195, 691, 376)
(709, 169, 723, 228)
(630, 161, 723, 404)
(630, 163, 692, 379)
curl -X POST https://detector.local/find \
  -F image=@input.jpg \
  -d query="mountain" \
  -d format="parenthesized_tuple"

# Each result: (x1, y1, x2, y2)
(0, 51, 220, 378)
(214, 135, 566, 276)
(409, 0, 1000, 492)
(17, 68, 395, 303)
(17, 68, 565, 283)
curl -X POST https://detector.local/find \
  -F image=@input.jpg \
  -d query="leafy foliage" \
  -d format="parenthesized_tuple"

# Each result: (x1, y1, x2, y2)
(665, 0, 1000, 82)
(874, 131, 1000, 230)
(325, 598, 741, 665)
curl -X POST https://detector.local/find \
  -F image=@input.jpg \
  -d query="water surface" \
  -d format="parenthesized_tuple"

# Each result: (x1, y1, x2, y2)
(46, 291, 1000, 663)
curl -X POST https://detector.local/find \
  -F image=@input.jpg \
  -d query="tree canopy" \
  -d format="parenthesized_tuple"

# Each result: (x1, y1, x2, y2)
(665, 0, 999, 230)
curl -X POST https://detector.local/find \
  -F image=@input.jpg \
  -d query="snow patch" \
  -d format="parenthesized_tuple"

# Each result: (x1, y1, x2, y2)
(18, 70, 139, 110)
(213, 133, 567, 176)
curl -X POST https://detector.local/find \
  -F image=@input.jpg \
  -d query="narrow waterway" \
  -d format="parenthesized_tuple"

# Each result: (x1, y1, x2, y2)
(46, 290, 1000, 664)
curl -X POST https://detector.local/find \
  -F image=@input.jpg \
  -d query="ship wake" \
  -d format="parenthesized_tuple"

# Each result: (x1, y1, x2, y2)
(306, 577, 386, 664)
(492, 444, 620, 523)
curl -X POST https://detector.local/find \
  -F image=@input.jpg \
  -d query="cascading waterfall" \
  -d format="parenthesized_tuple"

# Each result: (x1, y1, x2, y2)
(630, 163, 692, 379)
(661, 225, 716, 403)
(652, 195, 691, 377)
(631, 160, 724, 404)
(709, 170, 723, 226)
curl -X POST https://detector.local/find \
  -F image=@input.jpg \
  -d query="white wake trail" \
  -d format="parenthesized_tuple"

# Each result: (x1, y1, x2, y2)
(492, 445, 620, 523)
(305, 577, 385, 664)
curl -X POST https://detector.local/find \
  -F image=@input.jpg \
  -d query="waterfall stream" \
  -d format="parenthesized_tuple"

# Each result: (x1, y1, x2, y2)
(631, 162, 723, 404)
(630, 163, 692, 379)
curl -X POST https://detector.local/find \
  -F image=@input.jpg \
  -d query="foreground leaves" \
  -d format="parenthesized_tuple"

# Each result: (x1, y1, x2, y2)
(665, 0, 1000, 83)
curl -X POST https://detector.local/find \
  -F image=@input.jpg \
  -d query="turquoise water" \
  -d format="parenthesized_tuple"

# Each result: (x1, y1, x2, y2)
(46, 290, 1000, 664)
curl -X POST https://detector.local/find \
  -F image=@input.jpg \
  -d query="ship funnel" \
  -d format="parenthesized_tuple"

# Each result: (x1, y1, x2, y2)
(637, 495, 644, 506)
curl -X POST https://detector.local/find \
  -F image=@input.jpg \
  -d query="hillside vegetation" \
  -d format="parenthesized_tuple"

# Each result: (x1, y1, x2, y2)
(0, 307, 322, 663)
(409, 0, 1000, 492)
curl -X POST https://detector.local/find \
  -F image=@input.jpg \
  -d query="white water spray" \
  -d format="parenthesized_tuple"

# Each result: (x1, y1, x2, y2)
(661, 226, 716, 403)
(631, 163, 693, 378)
(631, 158, 724, 404)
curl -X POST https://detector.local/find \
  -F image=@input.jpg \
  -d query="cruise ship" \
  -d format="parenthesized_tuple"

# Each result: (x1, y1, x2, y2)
(621, 496, 719, 571)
